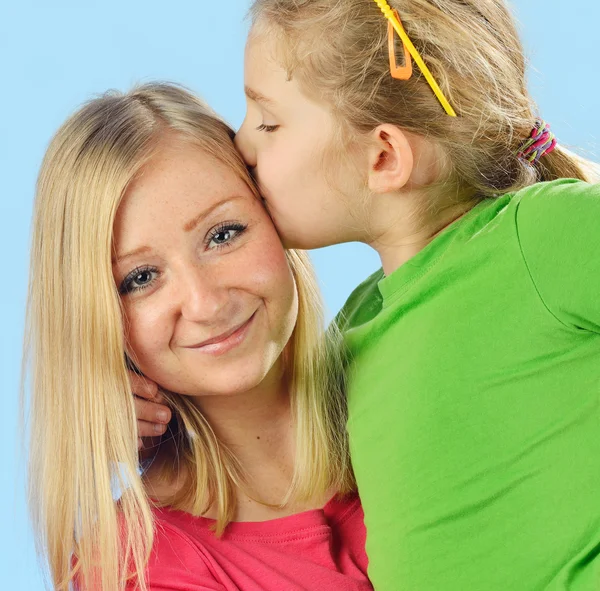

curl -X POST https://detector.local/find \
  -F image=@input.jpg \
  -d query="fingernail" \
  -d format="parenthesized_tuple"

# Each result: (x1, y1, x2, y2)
(154, 423, 166, 435)
(157, 410, 170, 423)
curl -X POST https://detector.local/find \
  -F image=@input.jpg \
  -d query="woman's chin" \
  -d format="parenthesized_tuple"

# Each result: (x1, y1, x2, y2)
(146, 348, 286, 401)
(159, 368, 276, 400)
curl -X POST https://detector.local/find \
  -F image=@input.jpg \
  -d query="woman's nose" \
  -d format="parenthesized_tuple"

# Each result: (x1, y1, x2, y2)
(178, 266, 227, 323)
(234, 123, 257, 169)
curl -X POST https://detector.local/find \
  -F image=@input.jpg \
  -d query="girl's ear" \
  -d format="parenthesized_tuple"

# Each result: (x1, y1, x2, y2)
(367, 124, 414, 194)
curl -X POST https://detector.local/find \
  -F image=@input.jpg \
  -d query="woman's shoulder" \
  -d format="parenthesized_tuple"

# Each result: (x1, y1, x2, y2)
(135, 495, 370, 591)
(135, 507, 225, 590)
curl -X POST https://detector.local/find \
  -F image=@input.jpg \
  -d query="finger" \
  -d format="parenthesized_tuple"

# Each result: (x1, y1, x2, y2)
(129, 371, 159, 400)
(134, 397, 172, 425)
(138, 419, 168, 439)
(152, 390, 167, 404)
(138, 435, 165, 460)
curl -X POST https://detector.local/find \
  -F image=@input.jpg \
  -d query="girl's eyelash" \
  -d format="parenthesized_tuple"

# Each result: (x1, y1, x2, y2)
(206, 222, 248, 249)
(119, 265, 159, 295)
(255, 123, 279, 133)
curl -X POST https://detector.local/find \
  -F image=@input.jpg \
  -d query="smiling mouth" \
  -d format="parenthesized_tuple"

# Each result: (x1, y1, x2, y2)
(185, 311, 257, 355)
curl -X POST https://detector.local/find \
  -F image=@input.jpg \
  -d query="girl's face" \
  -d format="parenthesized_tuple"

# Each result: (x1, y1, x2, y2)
(112, 137, 298, 398)
(235, 28, 364, 250)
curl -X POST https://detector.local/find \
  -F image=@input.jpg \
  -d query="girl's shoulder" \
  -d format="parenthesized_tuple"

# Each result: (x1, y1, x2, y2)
(512, 177, 599, 211)
(513, 178, 600, 240)
(510, 178, 600, 330)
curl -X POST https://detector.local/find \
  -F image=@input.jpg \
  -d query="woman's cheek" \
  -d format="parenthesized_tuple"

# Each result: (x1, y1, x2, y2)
(123, 303, 170, 370)
(236, 231, 296, 331)
(261, 237, 298, 329)
(247, 229, 291, 289)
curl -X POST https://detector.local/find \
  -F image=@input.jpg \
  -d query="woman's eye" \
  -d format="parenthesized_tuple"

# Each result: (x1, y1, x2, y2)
(207, 223, 247, 250)
(211, 230, 234, 245)
(119, 267, 159, 295)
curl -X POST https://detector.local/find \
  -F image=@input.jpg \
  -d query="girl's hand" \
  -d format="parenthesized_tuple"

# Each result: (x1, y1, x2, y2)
(130, 371, 172, 450)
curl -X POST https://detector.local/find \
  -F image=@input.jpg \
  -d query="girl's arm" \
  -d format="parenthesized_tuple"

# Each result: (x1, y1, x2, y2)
(130, 372, 172, 450)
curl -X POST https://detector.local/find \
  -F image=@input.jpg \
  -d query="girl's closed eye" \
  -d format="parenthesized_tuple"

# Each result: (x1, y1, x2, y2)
(119, 266, 159, 295)
(206, 222, 248, 250)
(256, 123, 279, 133)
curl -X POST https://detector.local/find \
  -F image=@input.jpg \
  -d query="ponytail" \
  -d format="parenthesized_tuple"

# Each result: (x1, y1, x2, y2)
(538, 146, 600, 183)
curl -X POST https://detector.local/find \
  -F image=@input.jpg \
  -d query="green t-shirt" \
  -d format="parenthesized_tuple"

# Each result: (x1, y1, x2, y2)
(338, 179, 600, 590)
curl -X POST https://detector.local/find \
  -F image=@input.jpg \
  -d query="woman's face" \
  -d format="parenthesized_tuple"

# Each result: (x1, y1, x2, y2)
(112, 136, 298, 397)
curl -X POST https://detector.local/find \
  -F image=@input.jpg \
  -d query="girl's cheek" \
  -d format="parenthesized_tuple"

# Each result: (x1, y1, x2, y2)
(260, 148, 289, 189)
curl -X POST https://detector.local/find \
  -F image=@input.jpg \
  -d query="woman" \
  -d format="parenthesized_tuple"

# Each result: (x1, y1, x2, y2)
(25, 83, 370, 591)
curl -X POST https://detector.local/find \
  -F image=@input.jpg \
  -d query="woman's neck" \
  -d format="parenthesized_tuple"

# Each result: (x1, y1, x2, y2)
(144, 365, 332, 520)
(193, 361, 291, 451)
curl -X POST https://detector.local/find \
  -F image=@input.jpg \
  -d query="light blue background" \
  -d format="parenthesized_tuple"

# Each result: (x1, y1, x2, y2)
(2, 1, 598, 588)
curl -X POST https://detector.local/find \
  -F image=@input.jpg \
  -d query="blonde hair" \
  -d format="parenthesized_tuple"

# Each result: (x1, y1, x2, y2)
(250, 0, 595, 208)
(24, 82, 353, 591)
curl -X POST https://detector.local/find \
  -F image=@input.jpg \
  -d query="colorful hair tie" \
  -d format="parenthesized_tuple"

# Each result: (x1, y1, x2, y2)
(517, 119, 557, 164)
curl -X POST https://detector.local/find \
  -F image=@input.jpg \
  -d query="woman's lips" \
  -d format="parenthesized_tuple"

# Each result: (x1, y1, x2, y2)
(185, 311, 257, 356)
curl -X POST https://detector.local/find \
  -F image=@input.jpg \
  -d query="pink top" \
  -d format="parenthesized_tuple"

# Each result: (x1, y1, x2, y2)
(130, 494, 372, 591)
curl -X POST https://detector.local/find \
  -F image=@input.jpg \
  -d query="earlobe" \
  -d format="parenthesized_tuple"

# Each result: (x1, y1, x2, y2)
(367, 124, 414, 194)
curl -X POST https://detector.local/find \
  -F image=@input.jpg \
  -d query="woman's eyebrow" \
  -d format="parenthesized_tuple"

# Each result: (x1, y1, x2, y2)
(112, 246, 151, 265)
(113, 196, 246, 264)
(183, 195, 245, 233)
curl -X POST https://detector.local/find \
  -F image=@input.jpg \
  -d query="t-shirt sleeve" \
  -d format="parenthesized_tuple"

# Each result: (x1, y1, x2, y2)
(125, 523, 226, 591)
(516, 179, 600, 332)
(333, 268, 384, 333)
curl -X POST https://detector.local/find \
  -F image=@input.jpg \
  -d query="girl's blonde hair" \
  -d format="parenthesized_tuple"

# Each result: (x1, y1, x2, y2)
(250, 0, 597, 205)
(24, 82, 353, 591)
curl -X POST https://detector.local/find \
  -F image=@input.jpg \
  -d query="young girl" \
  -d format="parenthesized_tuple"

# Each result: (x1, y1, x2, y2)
(236, 1, 600, 589)
(25, 83, 369, 591)
(137, 1, 600, 589)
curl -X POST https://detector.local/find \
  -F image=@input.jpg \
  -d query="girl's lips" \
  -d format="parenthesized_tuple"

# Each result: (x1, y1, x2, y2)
(186, 311, 257, 356)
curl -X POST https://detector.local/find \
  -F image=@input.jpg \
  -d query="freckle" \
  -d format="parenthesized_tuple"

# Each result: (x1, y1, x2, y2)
(256, 436, 260, 440)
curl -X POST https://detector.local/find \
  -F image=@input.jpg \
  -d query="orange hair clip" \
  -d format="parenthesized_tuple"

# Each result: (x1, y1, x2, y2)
(374, 0, 457, 117)
(387, 9, 412, 80)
